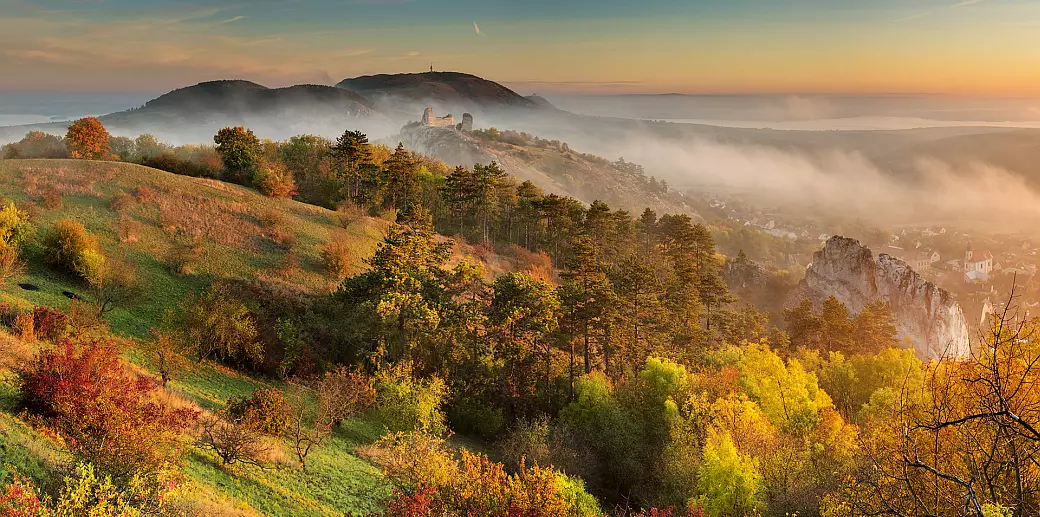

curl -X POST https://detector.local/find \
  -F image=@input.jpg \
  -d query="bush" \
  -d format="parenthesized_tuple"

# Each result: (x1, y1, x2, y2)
(0, 463, 188, 517)
(0, 202, 35, 249)
(256, 162, 298, 198)
(368, 431, 458, 489)
(17, 338, 199, 484)
(322, 235, 352, 280)
(110, 191, 135, 212)
(227, 388, 294, 435)
(12, 313, 34, 342)
(42, 219, 105, 282)
(375, 362, 448, 435)
(32, 306, 69, 342)
(196, 411, 271, 468)
(0, 244, 24, 287)
(41, 189, 62, 210)
(167, 283, 262, 364)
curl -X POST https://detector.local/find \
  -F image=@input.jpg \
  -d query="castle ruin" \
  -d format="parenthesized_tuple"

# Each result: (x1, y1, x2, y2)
(461, 113, 473, 132)
(422, 108, 455, 128)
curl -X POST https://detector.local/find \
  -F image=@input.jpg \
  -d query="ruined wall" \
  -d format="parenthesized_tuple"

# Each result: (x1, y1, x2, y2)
(422, 107, 455, 128)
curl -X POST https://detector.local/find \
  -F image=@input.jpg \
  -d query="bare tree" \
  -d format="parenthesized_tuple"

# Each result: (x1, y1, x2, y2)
(842, 285, 1040, 517)
(284, 367, 375, 471)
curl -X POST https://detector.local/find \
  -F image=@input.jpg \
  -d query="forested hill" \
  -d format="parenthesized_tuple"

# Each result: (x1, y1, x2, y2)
(395, 123, 696, 217)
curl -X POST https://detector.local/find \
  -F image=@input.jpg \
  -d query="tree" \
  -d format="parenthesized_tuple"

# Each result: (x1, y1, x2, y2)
(836, 292, 1040, 516)
(65, 117, 111, 160)
(332, 130, 373, 202)
(214, 126, 262, 185)
(613, 255, 665, 370)
(697, 429, 766, 517)
(285, 367, 376, 471)
(336, 223, 451, 364)
(85, 251, 139, 316)
(852, 301, 898, 355)
(167, 283, 262, 364)
(490, 273, 561, 412)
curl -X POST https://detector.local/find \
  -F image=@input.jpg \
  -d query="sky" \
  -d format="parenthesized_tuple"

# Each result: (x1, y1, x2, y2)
(2, 0, 1040, 96)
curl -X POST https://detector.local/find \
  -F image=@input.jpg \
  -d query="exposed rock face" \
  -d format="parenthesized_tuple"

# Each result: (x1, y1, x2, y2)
(789, 236, 970, 360)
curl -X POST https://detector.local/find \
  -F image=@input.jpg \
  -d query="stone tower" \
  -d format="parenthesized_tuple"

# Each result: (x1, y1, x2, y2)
(461, 113, 473, 132)
(422, 108, 435, 126)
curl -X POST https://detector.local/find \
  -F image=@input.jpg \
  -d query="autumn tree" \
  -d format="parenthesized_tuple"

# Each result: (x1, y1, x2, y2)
(214, 126, 263, 185)
(167, 283, 262, 364)
(65, 117, 111, 160)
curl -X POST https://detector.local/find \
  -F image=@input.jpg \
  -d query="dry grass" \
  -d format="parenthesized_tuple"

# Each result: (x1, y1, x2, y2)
(151, 189, 260, 247)
(0, 329, 33, 371)
(19, 166, 106, 199)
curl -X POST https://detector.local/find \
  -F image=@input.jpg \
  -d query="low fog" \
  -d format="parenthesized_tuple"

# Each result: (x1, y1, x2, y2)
(4, 89, 1040, 234)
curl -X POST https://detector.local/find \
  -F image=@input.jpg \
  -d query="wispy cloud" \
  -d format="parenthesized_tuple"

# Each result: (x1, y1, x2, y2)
(895, 0, 992, 21)
(220, 16, 247, 25)
(894, 11, 934, 22)
(473, 21, 482, 36)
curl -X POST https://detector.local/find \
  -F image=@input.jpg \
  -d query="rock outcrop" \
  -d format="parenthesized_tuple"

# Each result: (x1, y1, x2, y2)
(788, 236, 970, 360)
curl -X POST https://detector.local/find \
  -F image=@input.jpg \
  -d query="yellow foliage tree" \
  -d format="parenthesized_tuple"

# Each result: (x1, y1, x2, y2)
(65, 117, 111, 160)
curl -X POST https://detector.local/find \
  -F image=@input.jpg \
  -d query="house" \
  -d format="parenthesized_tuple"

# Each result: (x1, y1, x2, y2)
(963, 245, 994, 282)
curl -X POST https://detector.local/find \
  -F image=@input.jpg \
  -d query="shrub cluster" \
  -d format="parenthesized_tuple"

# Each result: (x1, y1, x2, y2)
(227, 388, 294, 435)
(42, 219, 105, 283)
(17, 338, 199, 484)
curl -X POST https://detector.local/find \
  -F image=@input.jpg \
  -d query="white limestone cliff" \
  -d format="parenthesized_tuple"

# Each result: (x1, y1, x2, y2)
(789, 236, 971, 360)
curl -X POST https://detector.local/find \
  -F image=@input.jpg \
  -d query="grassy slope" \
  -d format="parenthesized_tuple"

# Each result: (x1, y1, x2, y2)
(0, 159, 394, 516)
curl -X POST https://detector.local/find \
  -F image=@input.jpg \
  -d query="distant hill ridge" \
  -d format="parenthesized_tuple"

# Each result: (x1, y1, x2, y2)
(336, 71, 539, 112)
(115, 80, 377, 118)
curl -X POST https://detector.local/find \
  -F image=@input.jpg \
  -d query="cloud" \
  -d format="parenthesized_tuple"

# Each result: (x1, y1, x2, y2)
(895, 0, 991, 21)
(473, 21, 481, 35)
(894, 11, 934, 22)
(219, 16, 247, 25)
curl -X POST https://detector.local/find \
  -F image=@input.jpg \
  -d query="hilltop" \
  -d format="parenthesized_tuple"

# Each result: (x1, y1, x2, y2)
(337, 71, 542, 118)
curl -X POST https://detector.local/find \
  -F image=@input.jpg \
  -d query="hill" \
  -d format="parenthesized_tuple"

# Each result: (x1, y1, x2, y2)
(394, 123, 697, 217)
(336, 71, 541, 119)
(0, 81, 396, 145)
(0, 159, 400, 515)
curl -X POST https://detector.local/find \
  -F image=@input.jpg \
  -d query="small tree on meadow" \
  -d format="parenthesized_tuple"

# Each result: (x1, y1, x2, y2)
(42, 219, 106, 283)
(285, 366, 376, 471)
(65, 117, 111, 160)
(167, 283, 262, 364)
(214, 126, 262, 185)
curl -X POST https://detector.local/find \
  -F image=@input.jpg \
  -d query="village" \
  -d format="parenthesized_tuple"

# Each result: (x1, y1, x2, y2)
(704, 197, 1040, 329)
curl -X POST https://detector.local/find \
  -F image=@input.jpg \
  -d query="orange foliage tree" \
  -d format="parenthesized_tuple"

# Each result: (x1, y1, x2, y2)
(65, 117, 111, 160)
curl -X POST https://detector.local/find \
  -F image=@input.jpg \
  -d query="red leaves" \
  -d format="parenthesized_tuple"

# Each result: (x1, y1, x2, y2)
(18, 338, 198, 481)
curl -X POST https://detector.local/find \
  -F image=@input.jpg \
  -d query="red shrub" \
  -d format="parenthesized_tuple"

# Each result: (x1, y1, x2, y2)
(31, 306, 68, 342)
(381, 486, 444, 517)
(0, 474, 45, 517)
(17, 338, 198, 483)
